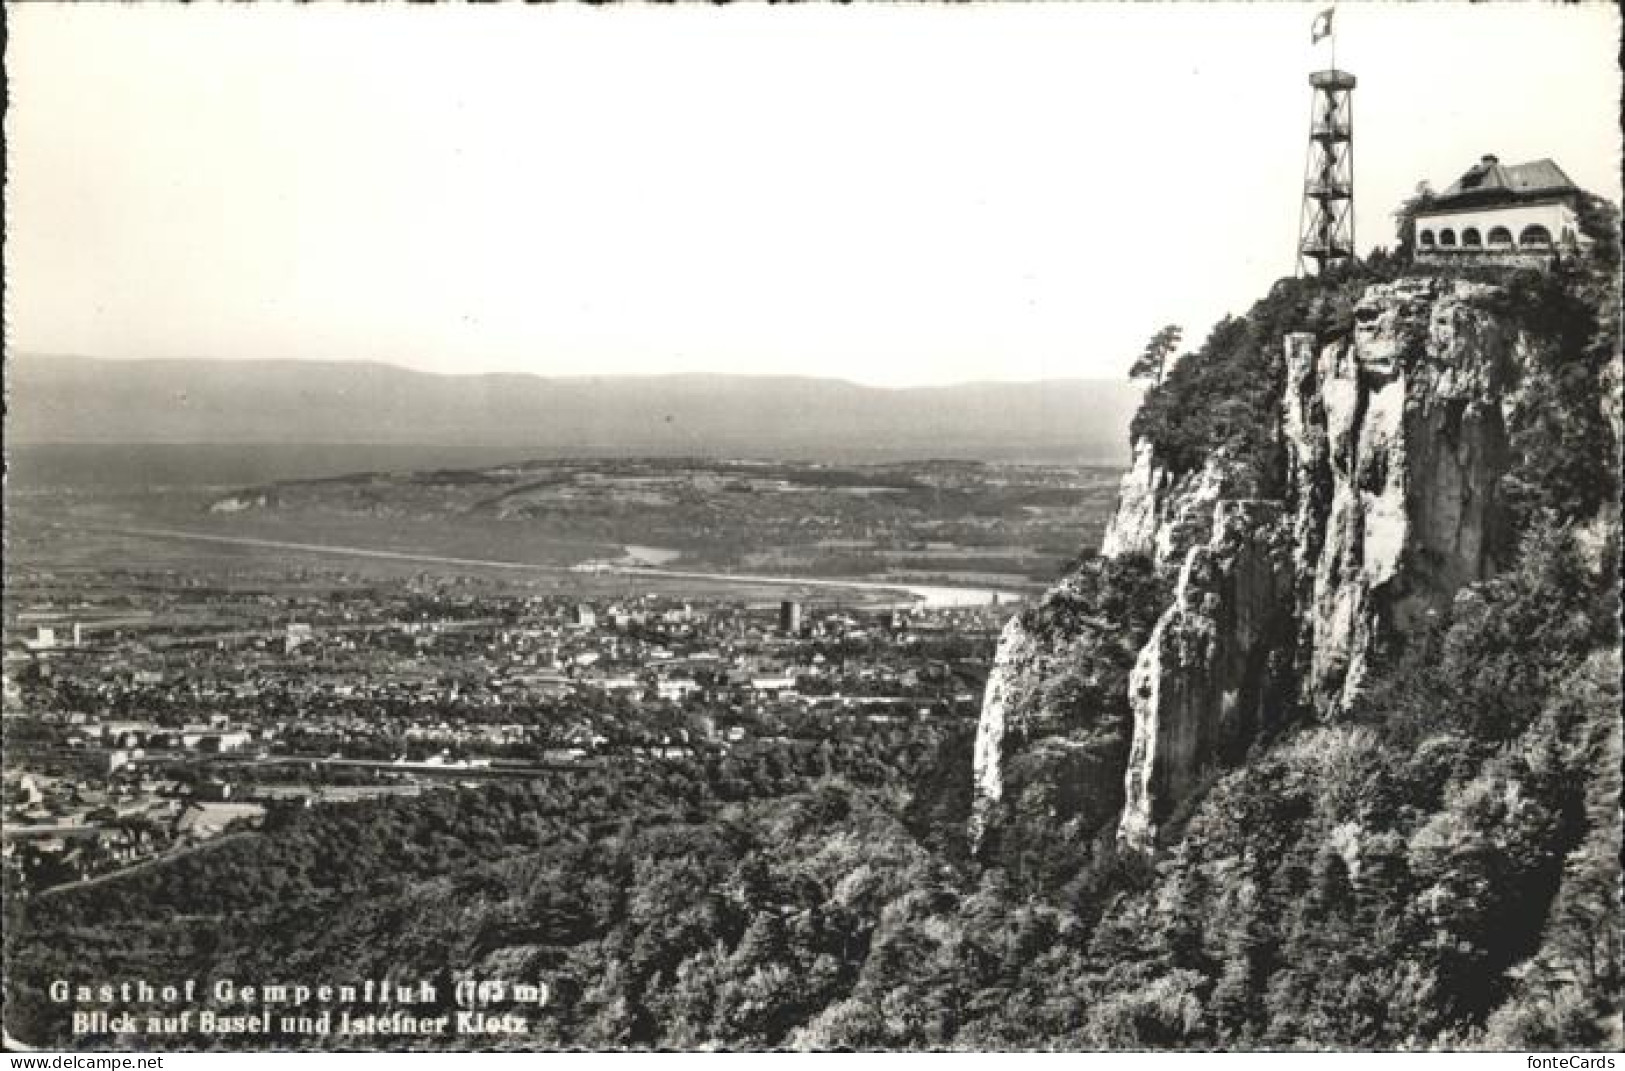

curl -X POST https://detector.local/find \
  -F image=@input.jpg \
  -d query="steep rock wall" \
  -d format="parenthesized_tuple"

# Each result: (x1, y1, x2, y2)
(1286, 277, 1518, 713)
(971, 615, 1039, 830)
(1100, 441, 1253, 572)
(1117, 500, 1296, 847)
(969, 562, 1162, 850)
(975, 276, 1535, 852)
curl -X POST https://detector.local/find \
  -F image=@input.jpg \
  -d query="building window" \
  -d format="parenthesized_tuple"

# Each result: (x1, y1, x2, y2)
(1419, 229, 1436, 247)
(1487, 226, 1513, 247)
(1462, 227, 1482, 247)
(1438, 228, 1457, 247)
(1520, 224, 1553, 248)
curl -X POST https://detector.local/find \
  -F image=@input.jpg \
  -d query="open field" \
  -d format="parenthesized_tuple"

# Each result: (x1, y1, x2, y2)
(6, 447, 1125, 601)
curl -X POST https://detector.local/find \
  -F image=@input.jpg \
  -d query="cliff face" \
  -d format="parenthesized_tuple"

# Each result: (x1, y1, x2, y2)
(971, 615, 1040, 822)
(975, 276, 1546, 851)
(1286, 277, 1519, 714)
(1118, 499, 1296, 847)
(970, 560, 1163, 849)
(1099, 441, 1255, 571)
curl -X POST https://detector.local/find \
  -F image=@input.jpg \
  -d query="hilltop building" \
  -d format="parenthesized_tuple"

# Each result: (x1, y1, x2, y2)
(1414, 155, 1583, 266)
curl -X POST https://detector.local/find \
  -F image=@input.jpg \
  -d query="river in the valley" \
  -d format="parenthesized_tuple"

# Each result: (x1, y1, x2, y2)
(99, 527, 1026, 609)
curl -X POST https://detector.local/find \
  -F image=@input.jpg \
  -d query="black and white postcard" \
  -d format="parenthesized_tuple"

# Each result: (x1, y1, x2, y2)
(3, 1, 1620, 1055)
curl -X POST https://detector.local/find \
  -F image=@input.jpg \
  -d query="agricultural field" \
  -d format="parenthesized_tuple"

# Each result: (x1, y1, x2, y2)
(7, 450, 1125, 596)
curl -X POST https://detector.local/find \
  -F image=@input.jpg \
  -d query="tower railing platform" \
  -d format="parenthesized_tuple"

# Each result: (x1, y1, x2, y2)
(1309, 69, 1358, 90)
(1299, 240, 1353, 260)
(1305, 181, 1352, 199)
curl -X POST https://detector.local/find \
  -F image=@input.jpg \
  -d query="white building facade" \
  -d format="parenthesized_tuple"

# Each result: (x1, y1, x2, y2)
(1414, 155, 1583, 266)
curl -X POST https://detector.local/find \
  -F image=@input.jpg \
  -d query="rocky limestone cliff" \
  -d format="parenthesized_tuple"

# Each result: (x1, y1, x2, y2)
(1117, 499, 1296, 847)
(969, 556, 1165, 850)
(971, 615, 1040, 822)
(975, 276, 1549, 852)
(1285, 277, 1523, 713)
(1099, 440, 1255, 572)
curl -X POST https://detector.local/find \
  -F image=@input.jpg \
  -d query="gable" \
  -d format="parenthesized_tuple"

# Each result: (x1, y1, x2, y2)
(1432, 156, 1577, 209)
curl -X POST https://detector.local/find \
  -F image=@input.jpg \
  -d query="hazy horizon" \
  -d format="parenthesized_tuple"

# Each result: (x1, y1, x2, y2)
(7, 3, 1621, 388)
(9, 352, 1140, 390)
(7, 357, 1143, 461)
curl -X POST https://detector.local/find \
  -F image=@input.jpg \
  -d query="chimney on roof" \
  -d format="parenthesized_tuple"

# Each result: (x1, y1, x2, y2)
(1481, 154, 1499, 165)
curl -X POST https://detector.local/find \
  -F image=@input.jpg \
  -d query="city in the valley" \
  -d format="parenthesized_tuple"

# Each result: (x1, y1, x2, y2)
(4, 452, 1114, 894)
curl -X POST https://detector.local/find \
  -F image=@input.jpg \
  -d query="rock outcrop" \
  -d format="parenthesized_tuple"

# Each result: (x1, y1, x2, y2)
(1117, 500, 1296, 847)
(1286, 277, 1519, 713)
(971, 615, 1040, 825)
(975, 276, 1547, 852)
(1100, 441, 1254, 572)
(970, 560, 1164, 849)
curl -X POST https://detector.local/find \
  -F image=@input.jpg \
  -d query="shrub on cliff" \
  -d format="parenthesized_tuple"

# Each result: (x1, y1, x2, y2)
(1357, 520, 1613, 746)
(1129, 273, 1372, 488)
(1019, 552, 1167, 646)
(1490, 207, 1623, 536)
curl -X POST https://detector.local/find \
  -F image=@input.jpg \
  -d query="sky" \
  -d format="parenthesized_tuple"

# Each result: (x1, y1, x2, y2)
(6, 2, 1620, 388)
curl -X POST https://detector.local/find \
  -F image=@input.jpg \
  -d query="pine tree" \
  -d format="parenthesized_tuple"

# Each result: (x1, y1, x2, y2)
(1129, 325, 1183, 387)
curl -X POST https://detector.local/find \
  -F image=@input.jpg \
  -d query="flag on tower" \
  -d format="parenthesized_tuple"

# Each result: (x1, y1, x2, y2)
(1311, 7, 1335, 45)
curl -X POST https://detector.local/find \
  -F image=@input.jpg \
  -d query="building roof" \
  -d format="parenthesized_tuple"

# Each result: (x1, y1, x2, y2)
(1430, 155, 1578, 209)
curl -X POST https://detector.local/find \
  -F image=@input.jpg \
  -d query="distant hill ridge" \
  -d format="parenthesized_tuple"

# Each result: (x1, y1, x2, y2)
(5, 356, 1139, 461)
